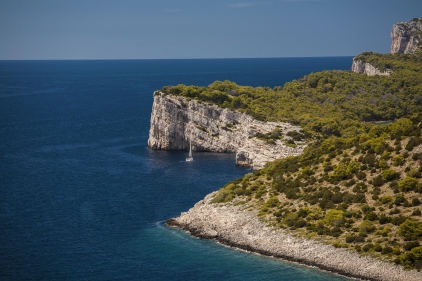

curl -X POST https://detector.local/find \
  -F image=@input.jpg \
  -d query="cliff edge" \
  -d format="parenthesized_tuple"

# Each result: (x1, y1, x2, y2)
(351, 60, 391, 76)
(148, 92, 306, 169)
(352, 18, 422, 76)
(391, 18, 422, 54)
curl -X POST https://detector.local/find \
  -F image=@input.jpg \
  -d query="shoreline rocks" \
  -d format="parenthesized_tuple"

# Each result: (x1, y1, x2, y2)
(167, 192, 422, 281)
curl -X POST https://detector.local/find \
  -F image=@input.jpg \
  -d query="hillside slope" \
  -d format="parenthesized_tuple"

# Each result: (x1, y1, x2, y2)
(163, 19, 422, 276)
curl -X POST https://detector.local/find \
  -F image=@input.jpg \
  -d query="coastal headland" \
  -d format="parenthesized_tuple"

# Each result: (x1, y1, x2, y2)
(167, 192, 422, 281)
(148, 91, 306, 169)
(155, 18, 422, 280)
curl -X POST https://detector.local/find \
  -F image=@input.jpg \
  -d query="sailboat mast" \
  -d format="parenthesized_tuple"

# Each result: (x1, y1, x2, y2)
(189, 133, 192, 158)
(186, 131, 193, 162)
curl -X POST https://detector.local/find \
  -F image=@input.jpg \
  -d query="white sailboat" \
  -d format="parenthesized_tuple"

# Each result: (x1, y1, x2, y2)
(186, 133, 193, 162)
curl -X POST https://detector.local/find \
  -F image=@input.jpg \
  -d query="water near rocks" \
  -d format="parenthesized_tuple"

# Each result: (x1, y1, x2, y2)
(0, 58, 352, 280)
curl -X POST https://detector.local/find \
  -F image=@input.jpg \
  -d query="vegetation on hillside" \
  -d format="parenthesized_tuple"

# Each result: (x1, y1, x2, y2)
(160, 52, 422, 141)
(354, 50, 422, 72)
(212, 115, 422, 269)
(158, 51, 422, 269)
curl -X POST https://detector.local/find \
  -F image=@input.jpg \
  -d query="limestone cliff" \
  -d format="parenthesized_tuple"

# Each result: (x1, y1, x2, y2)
(391, 18, 422, 54)
(352, 18, 422, 76)
(351, 60, 391, 76)
(148, 92, 305, 169)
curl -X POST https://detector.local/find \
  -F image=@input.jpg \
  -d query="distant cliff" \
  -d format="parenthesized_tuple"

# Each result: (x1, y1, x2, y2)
(351, 60, 391, 76)
(352, 18, 422, 76)
(148, 92, 306, 169)
(391, 18, 422, 54)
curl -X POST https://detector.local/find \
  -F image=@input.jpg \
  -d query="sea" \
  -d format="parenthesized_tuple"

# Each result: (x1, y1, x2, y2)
(1, 58, 353, 281)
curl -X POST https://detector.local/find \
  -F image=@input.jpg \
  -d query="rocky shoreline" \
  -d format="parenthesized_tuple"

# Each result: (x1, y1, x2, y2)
(167, 192, 422, 281)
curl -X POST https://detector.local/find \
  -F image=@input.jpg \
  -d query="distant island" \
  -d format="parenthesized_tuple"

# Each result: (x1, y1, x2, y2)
(149, 18, 422, 280)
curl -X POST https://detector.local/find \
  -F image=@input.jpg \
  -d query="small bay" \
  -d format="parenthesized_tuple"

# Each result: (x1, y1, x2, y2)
(0, 58, 352, 280)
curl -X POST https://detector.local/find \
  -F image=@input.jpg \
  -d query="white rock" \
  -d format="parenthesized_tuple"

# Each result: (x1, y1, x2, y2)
(351, 60, 391, 76)
(391, 19, 422, 54)
(148, 92, 306, 169)
(169, 192, 422, 281)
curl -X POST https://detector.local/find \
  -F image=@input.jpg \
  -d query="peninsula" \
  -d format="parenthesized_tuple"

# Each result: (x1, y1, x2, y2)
(149, 18, 422, 280)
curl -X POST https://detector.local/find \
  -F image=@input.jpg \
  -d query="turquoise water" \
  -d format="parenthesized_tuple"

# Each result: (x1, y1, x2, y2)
(0, 58, 352, 280)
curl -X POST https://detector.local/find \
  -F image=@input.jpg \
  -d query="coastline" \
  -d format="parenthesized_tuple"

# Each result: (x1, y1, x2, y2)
(167, 192, 422, 281)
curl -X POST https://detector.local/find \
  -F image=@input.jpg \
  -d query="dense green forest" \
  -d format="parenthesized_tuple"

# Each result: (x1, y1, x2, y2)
(160, 50, 422, 140)
(159, 51, 422, 269)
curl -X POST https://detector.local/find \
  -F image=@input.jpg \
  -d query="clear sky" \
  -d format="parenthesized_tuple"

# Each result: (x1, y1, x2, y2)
(1, 0, 421, 60)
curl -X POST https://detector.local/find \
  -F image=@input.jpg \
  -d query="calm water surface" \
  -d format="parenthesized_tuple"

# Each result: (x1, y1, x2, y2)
(0, 58, 353, 280)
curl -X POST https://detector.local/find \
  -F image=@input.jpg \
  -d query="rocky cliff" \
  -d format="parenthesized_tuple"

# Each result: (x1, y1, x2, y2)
(352, 18, 422, 76)
(148, 92, 306, 169)
(351, 60, 391, 76)
(391, 18, 422, 54)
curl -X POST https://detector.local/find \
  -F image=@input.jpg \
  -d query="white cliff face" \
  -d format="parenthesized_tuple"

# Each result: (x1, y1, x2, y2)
(352, 18, 422, 76)
(391, 19, 422, 54)
(351, 60, 391, 76)
(148, 92, 306, 169)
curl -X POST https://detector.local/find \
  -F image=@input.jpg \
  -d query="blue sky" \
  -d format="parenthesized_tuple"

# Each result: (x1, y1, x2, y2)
(1, 0, 421, 59)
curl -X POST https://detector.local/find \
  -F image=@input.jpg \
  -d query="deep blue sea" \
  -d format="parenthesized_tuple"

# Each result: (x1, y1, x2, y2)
(0, 58, 353, 281)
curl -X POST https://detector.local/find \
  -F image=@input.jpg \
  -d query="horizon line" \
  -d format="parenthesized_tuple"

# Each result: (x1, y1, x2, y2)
(0, 55, 358, 61)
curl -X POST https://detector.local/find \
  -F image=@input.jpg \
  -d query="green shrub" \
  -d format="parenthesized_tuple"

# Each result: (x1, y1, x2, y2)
(407, 169, 421, 179)
(390, 208, 400, 215)
(392, 155, 405, 166)
(360, 220, 376, 234)
(405, 137, 422, 151)
(412, 209, 421, 216)
(372, 175, 384, 187)
(266, 196, 280, 208)
(399, 177, 419, 191)
(345, 235, 355, 243)
(324, 210, 345, 226)
(390, 118, 414, 138)
(294, 219, 307, 228)
(379, 215, 392, 224)
(363, 243, 374, 252)
(381, 195, 393, 204)
(392, 215, 407, 226)
(330, 227, 343, 237)
(357, 172, 366, 180)
(399, 220, 422, 241)
(382, 246, 393, 255)
(361, 205, 373, 214)
(404, 241, 420, 251)
(401, 246, 422, 269)
(374, 244, 382, 252)
(382, 169, 399, 181)
(364, 212, 378, 221)
(283, 212, 299, 227)
(211, 190, 234, 203)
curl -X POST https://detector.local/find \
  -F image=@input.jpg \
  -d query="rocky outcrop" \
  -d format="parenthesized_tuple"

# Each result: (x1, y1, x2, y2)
(148, 92, 305, 169)
(352, 18, 422, 76)
(351, 60, 391, 76)
(391, 18, 422, 54)
(168, 193, 422, 281)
